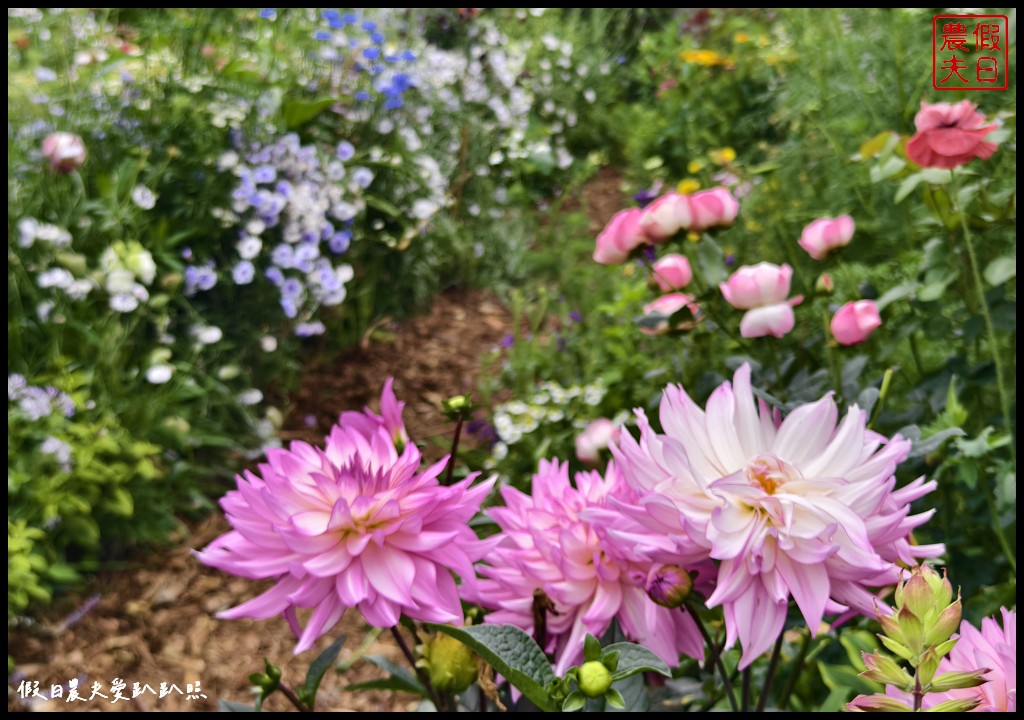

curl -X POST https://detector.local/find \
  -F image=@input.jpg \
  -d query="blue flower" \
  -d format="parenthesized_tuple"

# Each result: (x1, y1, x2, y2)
(295, 321, 326, 337)
(361, 20, 377, 32)
(402, 50, 417, 62)
(232, 261, 256, 285)
(314, 30, 332, 41)
(354, 90, 372, 102)
(384, 97, 403, 110)
(352, 167, 374, 189)
(329, 231, 352, 255)
(265, 267, 285, 286)
(336, 140, 355, 161)
(259, 8, 276, 19)
(370, 32, 384, 44)
(363, 47, 380, 61)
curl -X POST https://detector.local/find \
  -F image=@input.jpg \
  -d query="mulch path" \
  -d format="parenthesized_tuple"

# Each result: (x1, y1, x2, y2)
(7, 170, 627, 713)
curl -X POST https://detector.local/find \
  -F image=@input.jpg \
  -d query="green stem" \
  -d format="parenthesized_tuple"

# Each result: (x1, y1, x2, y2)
(391, 626, 442, 710)
(822, 309, 843, 392)
(741, 667, 752, 712)
(443, 413, 465, 486)
(778, 631, 811, 710)
(278, 681, 312, 713)
(908, 331, 926, 380)
(985, 474, 1017, 573)
(757, 632, 785, 712)
(950, 172, 1015, 464)
(686, 604, 739, 712)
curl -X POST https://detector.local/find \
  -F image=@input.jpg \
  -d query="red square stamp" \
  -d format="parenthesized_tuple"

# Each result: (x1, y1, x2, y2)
(933, 14, 1009, 90)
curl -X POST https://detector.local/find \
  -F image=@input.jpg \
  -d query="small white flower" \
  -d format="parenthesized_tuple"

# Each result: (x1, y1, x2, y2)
(260, 335, 278, 353)
(217, 151, 240, 171)
(131, 185, 157, 210)
(105, 269, 135, 295)
(145, 364, 174, 384)
(193, 325, 223, 345)
(237, 235, 262, 260)
(37, 268, 75, 290)
(237, 389, 264, 406)
(109, 293, 139, 313)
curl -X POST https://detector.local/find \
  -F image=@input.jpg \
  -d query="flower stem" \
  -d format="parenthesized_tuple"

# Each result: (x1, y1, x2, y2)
(757, 632, 785, 712)
(822, 309, 843, 392)
(950, 172, 1015, 465)
(444, 413, 465, 486)
(741, 667, 752, 712)
(912, 671, 923, 712)
(685, 604, 739, 711)
(390, 625, 442, 710)
(278, 681, 312, 713)
(778, 631, 810, 710)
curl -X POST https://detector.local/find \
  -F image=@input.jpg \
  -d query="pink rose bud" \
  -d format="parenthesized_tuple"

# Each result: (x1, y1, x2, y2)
(687, 187, 739, 232)
(831, 300, 882, 346)
(799, 215, 855, 261)
(574, 418, 621, 466)
(719, 262, 794, 309)
(640, 292, 699, 335)
(651, 253, 693, 291)
(740, 302, 796, 339)
(42, 132, 87, 173)
(594, 208, 647, 265)
(645, 565, 693, 608)
(905, 100, 998, 170)
(638, 193, 692, 241)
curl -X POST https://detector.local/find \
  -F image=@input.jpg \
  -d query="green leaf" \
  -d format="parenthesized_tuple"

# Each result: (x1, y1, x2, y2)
(282, 96, 337, 130)
(869, 156, 905, 183)
(218, 699, 260, 711)
(425, 623, 556, 712)
(301, 634, 346, 708)
(984, 256, 1016, 286)
(347, 677, 426, 695)
(894, 172, 924, 204)
(562, 691, 586, 712)
(362, 655, 425, 695)
(906, 428, 965, 459)
(605, 689, 626, 709)
(365, 195, 403, 218)
(602, 642, 671, 681)
(584, 633, 602, 663)
(874, 282, 918, 311)
(695, 236, 727, 287)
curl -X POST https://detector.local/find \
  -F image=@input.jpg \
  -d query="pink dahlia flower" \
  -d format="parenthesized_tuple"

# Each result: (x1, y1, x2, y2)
(472, 459, 704, 675)
(612, 364, 942, 668)
(338, 377, 409, 448)
(687, 187, 740, 232)
(928, 608, 1017, 712)
(905, 101, 998, 170)
(196, 382, 495, 653)
(799, 215, 855, 261)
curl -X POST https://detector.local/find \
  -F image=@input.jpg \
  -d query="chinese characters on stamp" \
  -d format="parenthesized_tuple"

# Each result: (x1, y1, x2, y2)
(933, 14, 1009, 91)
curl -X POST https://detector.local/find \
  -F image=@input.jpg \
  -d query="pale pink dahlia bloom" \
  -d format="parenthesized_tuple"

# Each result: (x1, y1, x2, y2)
(472, 459, 704, 675)
(196, 382, 495, 653)
(612, 364, 942, 668)
(930, 608, 1016, 712)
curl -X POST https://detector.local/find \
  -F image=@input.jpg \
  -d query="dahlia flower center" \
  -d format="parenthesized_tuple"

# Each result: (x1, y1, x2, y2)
(745, 454, 800, 495)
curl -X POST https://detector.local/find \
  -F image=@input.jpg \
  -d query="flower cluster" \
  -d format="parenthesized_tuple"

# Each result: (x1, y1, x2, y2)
(9, 374, 76, 421)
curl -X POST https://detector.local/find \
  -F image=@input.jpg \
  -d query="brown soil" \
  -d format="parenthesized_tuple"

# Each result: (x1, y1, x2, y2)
(8, 289, 512, 713)
(7, 171, 625, 713)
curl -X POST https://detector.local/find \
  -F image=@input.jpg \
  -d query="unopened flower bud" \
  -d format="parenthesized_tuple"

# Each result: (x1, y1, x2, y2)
(645, 565, 693, 608)
(417, 633, 478, 694)
(577, 660, 612, 698)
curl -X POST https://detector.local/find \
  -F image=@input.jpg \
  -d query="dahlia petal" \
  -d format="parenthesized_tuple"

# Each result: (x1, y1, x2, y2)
(775, 554, 829, 633)
(217, 576, 304, 620)
(361, 543, 415, 605)
(302, 542, 353, 577)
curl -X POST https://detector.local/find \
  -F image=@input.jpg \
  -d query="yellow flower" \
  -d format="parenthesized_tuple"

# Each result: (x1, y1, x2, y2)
(686, 160, 704, 174)
(686, 232, 701, 243)
(677, 178, 701, 194)
(679, 49, 730, 67)
(734, 32, 752, 44)
(710, 147, 737, 165)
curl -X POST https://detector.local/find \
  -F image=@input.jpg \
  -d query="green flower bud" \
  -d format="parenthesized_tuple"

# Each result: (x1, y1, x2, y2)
(929, 669, 989, 692)
(925, 598, 962, 648)
(578, 660, 613, 698)
(860, 651, 914, 689)
(927, 698, 984, 712)
(418, 633, 478, 694)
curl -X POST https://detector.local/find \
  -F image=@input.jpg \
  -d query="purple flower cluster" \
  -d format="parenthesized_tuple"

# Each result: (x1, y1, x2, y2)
(9, 374, 76, 421)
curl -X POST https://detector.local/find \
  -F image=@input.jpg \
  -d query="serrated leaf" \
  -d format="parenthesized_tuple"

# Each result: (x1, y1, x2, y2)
(425, 623, 556, 712)
(603, 642, 671, 681)
(907, 428, 965, 459)
(301, 634, 346, 707)
(218, 698, 260, 712)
